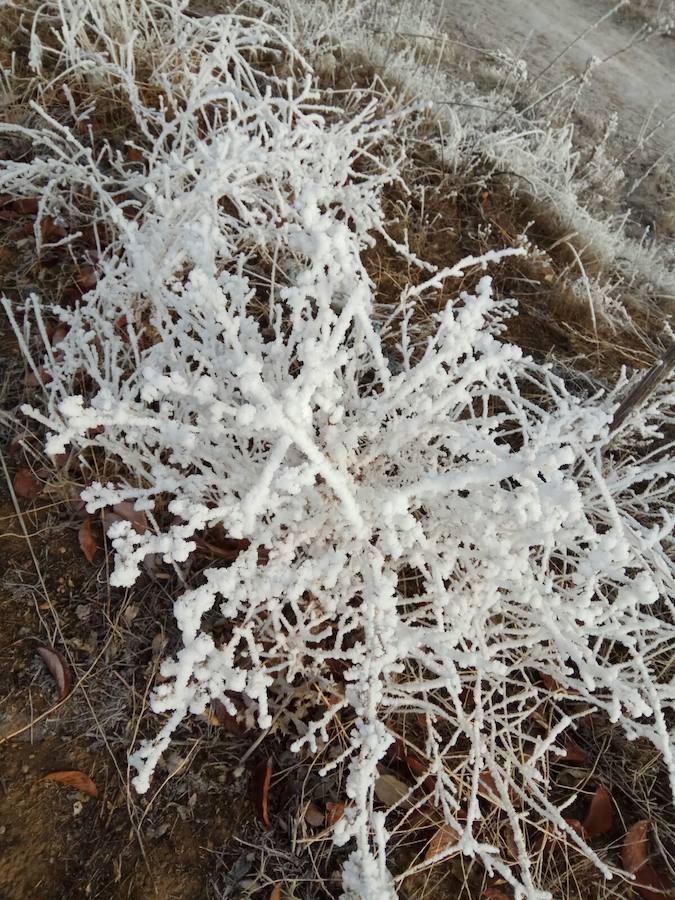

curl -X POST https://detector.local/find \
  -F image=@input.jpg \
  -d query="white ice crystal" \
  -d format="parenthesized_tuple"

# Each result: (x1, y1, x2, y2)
(2, 2, 674, 898)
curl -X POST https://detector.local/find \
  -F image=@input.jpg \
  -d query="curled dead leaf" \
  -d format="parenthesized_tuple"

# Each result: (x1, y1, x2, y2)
(6, 435, 26, 457)
(539, 672, 561, 691)
(563, 738, 586, 764)
(40, 217, 67, 242)
(560, 737, 586, 764)
(624, 820, 652, 873)
(623, 820, 675, 900)
(565, 818, 586, 839)
(425, 823, 460, 862)
(78, 517, 98, 564)
(325, 801, 346, 827)
(269, 884, 282, 900)
(583, 786, 613, 839)
(7, 221, 35, 241)
(502, 823, 519, 860)
(384, 736, 406, 764)
(69, 490, 89, 519)
(75, 265, 97, 292)
(25, 366, 52, 387)
(13, 468, 44, 500)
(208, 698, 247, 735)
(42, 770, 97, 797)
(542, 818, 587, 856)
(478, 770, 520, 807)
(112, 500, 148, 534)
(478, 769, 522, 806)
(406, 754, 436, 795)
(12, 197, 39, 215)
(252, 758, 272, 827)
(37, 645, 72, 701)
(374, 772, 410, 808)
(125, 145, 146, 164)
(51, 323, 69, 345)
(304, 801, 325, 828)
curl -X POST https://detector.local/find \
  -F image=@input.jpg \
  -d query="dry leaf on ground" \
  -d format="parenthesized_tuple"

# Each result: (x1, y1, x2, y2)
(252, 758, 272, 827)
(583, 786, 613, 838)
(325, 801, 346, 827)
(561, 737, 586, 763)
(37, 646, 72, 701)
(623, 820, 675, 900)
(425, 823, 460, 861)
(374, 773, 410, 808)
(13, 468, 43, 500)
(78, 517, 98, 563)
(304, 801, 325, 827)
(109, 500, 148, 534)
(42, 770, 98, 797)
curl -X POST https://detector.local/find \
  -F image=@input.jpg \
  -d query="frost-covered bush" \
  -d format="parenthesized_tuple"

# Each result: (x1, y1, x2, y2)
(2, 2, 675, 898)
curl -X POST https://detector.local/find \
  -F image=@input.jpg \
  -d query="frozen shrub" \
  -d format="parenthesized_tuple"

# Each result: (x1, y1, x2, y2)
(2, 1, 674, 898)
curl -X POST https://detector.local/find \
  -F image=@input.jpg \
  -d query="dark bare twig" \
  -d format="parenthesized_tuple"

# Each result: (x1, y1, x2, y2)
(609, 343, 675, 434)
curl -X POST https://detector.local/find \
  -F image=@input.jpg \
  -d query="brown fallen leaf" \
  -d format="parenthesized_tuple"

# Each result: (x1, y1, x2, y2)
(78, 517, 98, 564)
(304, 801, 325, 828)
(75, 265, 97, 292)
(111, 500, 148, 534)
(478, 770, 522, 808)
(42, 770, 97, 797)
(6, 435, 26, 457)
(207, 698, 247, 735)
(269, 884, 282, 900)
(69, 490, 89, 519)
(125, 145, 146, 164)
(7, 221, 35, 241)
(13, 468, 44, 500)
(406, 754, 436, 794)
(252, 758, 272, 827)
(624, 820, 652, 873)
(483, 890, 510, 900)
(565, 818, 586, 838)
(425, 823, 460, 861)
(12, 197, 39, 215)
(37, 645, 72, 702)
(51, 323, 69, 345)
(502, 823, 519, 860)
(384, 735, 406, 765)
(40, 217, 67, 242)
(623, 820, 675, 900)
(374, 772, 410, 808)
(325, 801, 346, 827)
(542, 817, 587, 856)
(583, 786, 613, 839)
(539, 672, 561, 691)
(561, 737, 586, 764)
(25, 366, 52, 387)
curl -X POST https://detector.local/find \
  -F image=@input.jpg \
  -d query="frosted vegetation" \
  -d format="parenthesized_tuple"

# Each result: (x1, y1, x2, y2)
(2, 1, 674, 898)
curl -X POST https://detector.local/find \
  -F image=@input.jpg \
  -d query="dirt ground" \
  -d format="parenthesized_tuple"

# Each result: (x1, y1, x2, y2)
(0, 328, 246, 899)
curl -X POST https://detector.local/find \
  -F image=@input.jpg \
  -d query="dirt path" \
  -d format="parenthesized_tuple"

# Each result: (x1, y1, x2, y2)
(440, 0, 675, 160)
